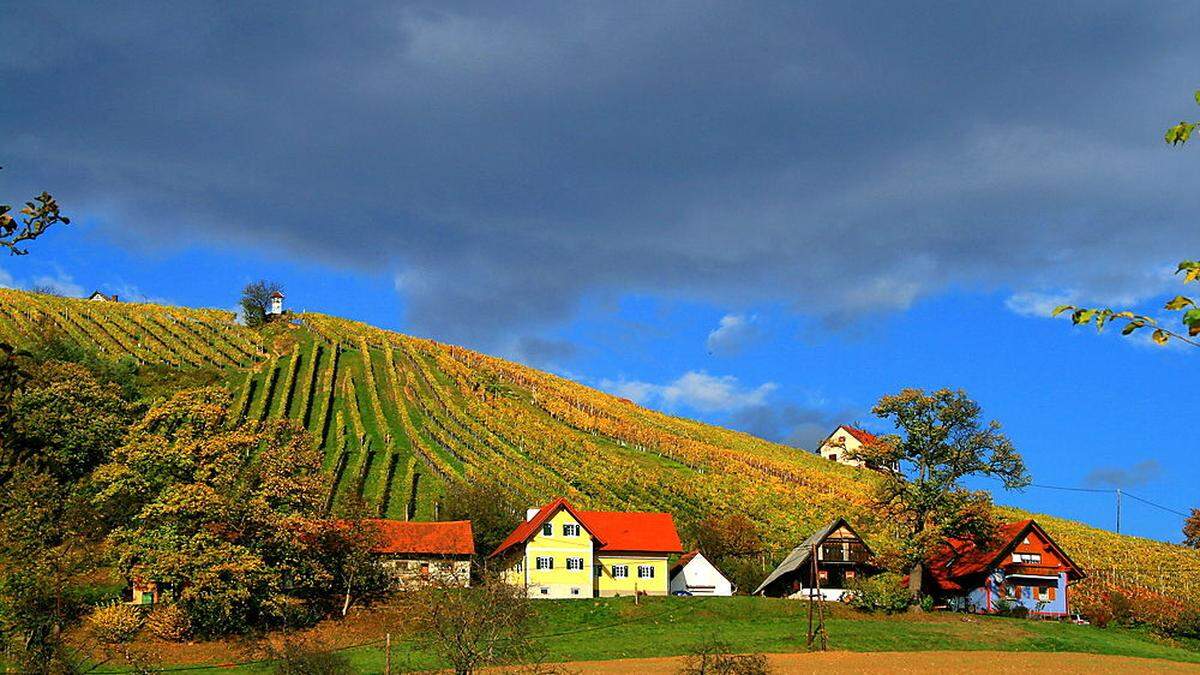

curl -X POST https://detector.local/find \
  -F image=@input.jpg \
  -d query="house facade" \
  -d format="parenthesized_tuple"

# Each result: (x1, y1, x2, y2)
(369, 519, 474, 588)
(491, 497, 683, 599)
(669, 550, 734, 596)
(816, 425, 875, 468)
(926, 519, 1085, 617)
(754, 518, 877, 600)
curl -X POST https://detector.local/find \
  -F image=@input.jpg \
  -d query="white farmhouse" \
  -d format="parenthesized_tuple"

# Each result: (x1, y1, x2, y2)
(669, 550, 733, 596)
(816, 424, 876, 468)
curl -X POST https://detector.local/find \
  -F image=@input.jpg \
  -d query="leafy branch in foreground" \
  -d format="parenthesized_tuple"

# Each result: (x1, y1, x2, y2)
(1164, 90, 1200, 146)
(0, 172, 70, 256)
(1052, 260, 1200, 348)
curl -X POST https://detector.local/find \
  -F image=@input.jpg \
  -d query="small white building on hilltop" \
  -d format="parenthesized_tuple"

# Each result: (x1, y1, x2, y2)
(88, 291, 118, 302)
(817, 424, 877, 468)
(669, 550, 734, 596)
(268, 290, 285, 316)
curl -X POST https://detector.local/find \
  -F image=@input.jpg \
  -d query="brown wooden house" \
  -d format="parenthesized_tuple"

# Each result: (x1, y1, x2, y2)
(753, 518, 877, 600)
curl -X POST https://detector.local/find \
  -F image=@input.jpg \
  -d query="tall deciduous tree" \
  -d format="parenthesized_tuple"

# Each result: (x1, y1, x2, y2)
(442, 480, 522, 569)
(90, 388, 327, 636)
(1184, 509, 1200, 549)
(848, 388, 1030, 597)
(240, 280, 283, 328)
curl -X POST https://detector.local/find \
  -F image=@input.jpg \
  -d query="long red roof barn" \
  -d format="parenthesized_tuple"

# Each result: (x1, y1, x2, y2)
(367, 519, 475, 556)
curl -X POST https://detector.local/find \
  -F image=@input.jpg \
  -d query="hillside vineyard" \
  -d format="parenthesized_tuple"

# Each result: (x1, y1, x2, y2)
(0, 289, 1197, 604)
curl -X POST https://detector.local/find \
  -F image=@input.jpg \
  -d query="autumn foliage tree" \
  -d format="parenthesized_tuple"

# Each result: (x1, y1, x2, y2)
(849, 388, 1029, 597)
(1184, 509, 1200, 549)
(89, 388, 330, 636)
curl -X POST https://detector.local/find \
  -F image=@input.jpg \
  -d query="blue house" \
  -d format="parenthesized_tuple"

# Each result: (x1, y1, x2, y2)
(927, 519, 1085, 617)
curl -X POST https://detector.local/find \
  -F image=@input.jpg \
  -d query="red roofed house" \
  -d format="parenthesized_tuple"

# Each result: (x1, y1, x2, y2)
(369, 519, 475, 588)
(816, 425, 877, 468)
(490, 497, 684, 599)
(925, 519, 1085, 616)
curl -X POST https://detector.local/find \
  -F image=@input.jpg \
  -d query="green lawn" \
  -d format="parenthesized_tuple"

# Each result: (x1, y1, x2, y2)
(87, 596, 1200, 673)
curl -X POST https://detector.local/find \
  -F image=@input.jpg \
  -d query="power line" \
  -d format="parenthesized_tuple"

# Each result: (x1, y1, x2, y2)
(977, 475, 1193, 529)
(1123, 490, 1192, 518)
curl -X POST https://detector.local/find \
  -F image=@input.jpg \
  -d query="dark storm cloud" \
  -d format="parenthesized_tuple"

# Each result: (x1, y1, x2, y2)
(4, 2, 1200, 346)
(730, 402, 863, 450)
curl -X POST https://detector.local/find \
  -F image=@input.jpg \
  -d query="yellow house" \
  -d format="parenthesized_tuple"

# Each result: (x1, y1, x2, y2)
(490, 497, 684, 599)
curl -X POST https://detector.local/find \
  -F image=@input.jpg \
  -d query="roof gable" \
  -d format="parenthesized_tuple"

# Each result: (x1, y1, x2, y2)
(820, 425, 877, 449)
(489, 497, 601, 557)
(928, 519, 1085, 589)
(670, 550, 731, 581)
(753, 517, 871, 594)
(489, 498, 683, 558)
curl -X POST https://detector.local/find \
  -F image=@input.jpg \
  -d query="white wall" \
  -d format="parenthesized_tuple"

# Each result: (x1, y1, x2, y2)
(669, 553, 733, 596)
(817, 427, 866, 468)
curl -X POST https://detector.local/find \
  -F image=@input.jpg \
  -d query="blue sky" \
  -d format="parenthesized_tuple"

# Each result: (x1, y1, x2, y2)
(3, 2, 1198, 543)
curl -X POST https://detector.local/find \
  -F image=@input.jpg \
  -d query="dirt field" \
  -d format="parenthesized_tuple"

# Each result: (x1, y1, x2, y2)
(534, 651, 1200, 674)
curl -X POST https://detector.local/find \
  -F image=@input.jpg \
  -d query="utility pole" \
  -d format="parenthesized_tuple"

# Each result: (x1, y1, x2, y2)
(1116, 488, 1122, 534)
(806, 543, 828, 651)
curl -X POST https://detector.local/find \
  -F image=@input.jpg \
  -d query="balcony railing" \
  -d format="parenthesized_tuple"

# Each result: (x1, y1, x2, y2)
(819, 543, 869, 563)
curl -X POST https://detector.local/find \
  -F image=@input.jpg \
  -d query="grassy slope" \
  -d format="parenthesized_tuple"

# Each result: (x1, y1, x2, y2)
(84, 597, 1200, 673)
(0, 290, 1196, 605)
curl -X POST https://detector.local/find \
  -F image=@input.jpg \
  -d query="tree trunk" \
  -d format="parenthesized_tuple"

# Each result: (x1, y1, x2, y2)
(908, 561, 924, 599)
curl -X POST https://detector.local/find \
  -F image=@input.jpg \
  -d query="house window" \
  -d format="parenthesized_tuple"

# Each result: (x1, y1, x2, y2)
(1035, 586, 1056, 602)
(570, 587, 581, 596)
(613, 565, 629, 578)
(828, 454, 838, 462)
(437, 561, 454, 572)
(539, 587, 549, 595)
(563, 523, 581, 536)
(514, 560, 523, 573)
(637, 565, 655, 579)
(536, 556, 554, 570)
(594, 565, 603, 578)
(567, 557, 585, 571)
(1012, 553, 1042, 564)
(845, 570, 856, 579)
(542, 523, 553, 536)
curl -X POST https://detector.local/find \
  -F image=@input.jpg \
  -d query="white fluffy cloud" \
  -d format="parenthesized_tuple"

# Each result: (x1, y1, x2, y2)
(705, 314, 761, 355)
(602, 371, 777, 414)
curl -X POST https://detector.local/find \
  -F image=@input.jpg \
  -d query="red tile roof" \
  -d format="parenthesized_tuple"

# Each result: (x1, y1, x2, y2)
(489, 497, 684, 558)
(841, 425, 877, 445)
(368, 519, 474, 556)
(926, 519, 1084, 591)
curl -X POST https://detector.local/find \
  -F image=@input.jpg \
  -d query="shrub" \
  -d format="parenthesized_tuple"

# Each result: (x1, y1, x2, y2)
(87, 602, 144, 644)
(271, 638, 353, 675)
(145, 604, 191, 641)
(680, 636, 772, 675)
(846, 573, 911, 614)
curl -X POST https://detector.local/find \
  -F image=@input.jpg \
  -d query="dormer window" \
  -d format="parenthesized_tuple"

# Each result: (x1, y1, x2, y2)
(1012, 552, 1041, 564)
(563, 523, 581, 537)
